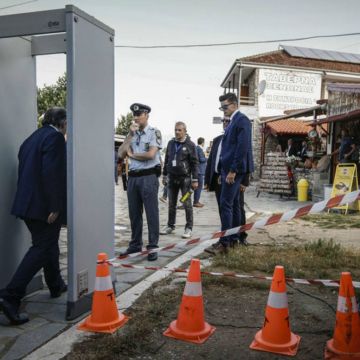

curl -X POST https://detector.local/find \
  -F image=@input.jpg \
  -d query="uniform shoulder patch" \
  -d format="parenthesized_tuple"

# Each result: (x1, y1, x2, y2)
(155, 129, 162, 145)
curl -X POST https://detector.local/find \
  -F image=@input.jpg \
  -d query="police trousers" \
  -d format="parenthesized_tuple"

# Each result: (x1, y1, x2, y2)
(127, 174, 159, 251)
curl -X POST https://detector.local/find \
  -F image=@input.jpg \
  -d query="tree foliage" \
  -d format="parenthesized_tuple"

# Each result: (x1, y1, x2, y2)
(37, 74, 66, 126)
(115, 112, 134, 135)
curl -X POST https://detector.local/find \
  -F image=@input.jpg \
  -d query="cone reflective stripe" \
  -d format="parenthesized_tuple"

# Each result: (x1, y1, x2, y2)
(337, 296, 358, 314)
(78, 253, 129, 333)
(267, 291, 288, 309)
(325, 272, 360, 359)
(183, 282, 202, 296)
(250, 265, 301, 356)
(95, 275, 113, 291)
(163, 259, 215, 344)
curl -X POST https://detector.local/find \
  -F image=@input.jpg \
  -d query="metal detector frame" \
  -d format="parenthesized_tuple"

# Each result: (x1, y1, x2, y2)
(0, 5, 115, 320)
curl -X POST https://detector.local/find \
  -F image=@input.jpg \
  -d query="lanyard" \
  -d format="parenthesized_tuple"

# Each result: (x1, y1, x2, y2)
(174, 142, 182, 154)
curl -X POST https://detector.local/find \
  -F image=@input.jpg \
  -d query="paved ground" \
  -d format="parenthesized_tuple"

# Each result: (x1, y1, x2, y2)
(0, 182, 313, 359)
(0, 184, 221, 359)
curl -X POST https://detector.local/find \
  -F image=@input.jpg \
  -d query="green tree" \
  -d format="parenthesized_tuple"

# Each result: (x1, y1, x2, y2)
(37, 74, 66, 127)
(115, 112, 133, 135)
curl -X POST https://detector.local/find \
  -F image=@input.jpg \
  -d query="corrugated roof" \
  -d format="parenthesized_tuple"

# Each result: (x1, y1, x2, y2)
(281, 45, 360, 65)
(267, 119, 310, 135)
(312, 109, 360, 125)
(327, 82, 360, 93)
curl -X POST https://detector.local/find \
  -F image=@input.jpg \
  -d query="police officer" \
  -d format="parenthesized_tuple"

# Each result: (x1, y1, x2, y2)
(118, 103, 162, 261)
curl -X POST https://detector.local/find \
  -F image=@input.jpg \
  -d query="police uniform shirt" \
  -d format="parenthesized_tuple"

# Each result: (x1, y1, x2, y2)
(129, 125, 162, 170)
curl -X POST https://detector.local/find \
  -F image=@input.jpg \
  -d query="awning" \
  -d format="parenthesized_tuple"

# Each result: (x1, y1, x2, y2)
(260, 103, 327, 124)
(266, 119, 310, 136)
(311, 108, 360, 125)
(328, 83, 360, 94)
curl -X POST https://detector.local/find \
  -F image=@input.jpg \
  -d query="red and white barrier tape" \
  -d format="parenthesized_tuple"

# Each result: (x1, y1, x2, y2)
(114, 190, 360, 261)
(108, 261, 360, 289)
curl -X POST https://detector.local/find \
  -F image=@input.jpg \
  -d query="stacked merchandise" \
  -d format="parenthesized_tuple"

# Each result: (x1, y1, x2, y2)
(258, 153, 293, 195)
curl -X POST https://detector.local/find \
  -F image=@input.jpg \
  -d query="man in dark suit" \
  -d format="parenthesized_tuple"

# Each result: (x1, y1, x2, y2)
(204, 117, 249, 251)
(204, 118, 230, 210)
(0, 107, 67, 325)
(212, 93, 254, 254)
(286, 138, 297, 157)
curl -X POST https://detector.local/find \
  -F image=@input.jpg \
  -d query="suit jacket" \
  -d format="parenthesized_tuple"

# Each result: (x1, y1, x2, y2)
(204, 134, 222, 191)
(286, 145, 297, 157)
(299, 146, 307, 160)
(196, 145, 207, 175)
(219, 110, 254, 175)
(205, 134, 250, 191)
(11, 125, 67, 223)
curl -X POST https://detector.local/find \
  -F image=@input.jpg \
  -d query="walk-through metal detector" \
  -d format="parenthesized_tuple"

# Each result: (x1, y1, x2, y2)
(0, 5, 115, 319)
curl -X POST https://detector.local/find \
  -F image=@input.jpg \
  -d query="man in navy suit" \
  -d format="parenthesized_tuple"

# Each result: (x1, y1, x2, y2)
(0, 107, 67, 325)
(204, 117, 250, 252)
(212, 93, 254, 254)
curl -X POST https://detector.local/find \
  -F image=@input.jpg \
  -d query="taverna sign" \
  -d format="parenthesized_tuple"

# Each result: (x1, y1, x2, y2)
(258, 68, 322, 117)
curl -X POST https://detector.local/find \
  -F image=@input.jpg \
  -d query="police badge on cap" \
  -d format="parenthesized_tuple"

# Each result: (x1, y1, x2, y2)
(130, 103, 151, 114)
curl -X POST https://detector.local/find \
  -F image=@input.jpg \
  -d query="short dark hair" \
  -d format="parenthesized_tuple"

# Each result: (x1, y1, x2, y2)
(219, 92, 238, 104)
(175, 121, 187, 131)
(42, 107, 67, 127)
(197, 137, 204, 145)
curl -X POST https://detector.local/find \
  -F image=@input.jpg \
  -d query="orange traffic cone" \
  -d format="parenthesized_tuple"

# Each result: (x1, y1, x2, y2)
(325, 272, 360, 359)
(78, 253, 129, 333)
(249, 265, 301, 356)
(163, 258, 215, 344)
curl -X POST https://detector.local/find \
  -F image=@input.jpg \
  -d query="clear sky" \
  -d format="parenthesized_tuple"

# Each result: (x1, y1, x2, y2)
(2, 0, 360, 145)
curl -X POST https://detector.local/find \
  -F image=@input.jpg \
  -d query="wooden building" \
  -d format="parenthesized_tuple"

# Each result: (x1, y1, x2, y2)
(220, 45, 360, 179)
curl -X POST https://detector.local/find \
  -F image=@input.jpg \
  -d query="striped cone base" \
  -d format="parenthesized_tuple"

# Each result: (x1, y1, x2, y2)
(250, 331, 301, 357)
(164, 320, 215, 345)
(164, 259, 215, 344)
(250, 266, 301, 356)
(325, 272, 360, 360)
(78, 310, 128, 334)
(78, 253, 129, 334)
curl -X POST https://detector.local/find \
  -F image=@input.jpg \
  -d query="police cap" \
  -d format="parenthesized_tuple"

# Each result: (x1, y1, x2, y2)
(130, 103, 151, 115)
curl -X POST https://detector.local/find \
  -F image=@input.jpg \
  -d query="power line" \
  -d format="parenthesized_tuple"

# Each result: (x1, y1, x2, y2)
(0, 0, 38, 11)
(115, 32, 360, 49)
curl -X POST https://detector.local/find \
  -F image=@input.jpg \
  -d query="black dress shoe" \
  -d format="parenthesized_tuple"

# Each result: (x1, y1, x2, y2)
(119, 248, 142, 257)
(50, 284, 68, 298)
(147, 252, 158, 261)
(0, 298, 29, 325)
(229, 240, 239, 248)
(204, 242, 228, 255)
(238, 238, 249, 246)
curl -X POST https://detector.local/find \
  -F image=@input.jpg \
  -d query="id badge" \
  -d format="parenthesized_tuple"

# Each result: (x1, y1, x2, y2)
(172, 159, 176, 167)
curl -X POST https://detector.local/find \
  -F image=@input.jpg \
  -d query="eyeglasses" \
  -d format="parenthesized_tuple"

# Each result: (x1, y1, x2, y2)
(219, 103, 234, 111)
(222, 119, 230, 123)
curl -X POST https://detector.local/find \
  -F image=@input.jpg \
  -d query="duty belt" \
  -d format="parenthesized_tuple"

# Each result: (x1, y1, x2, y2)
(128, 166, 160, 177)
